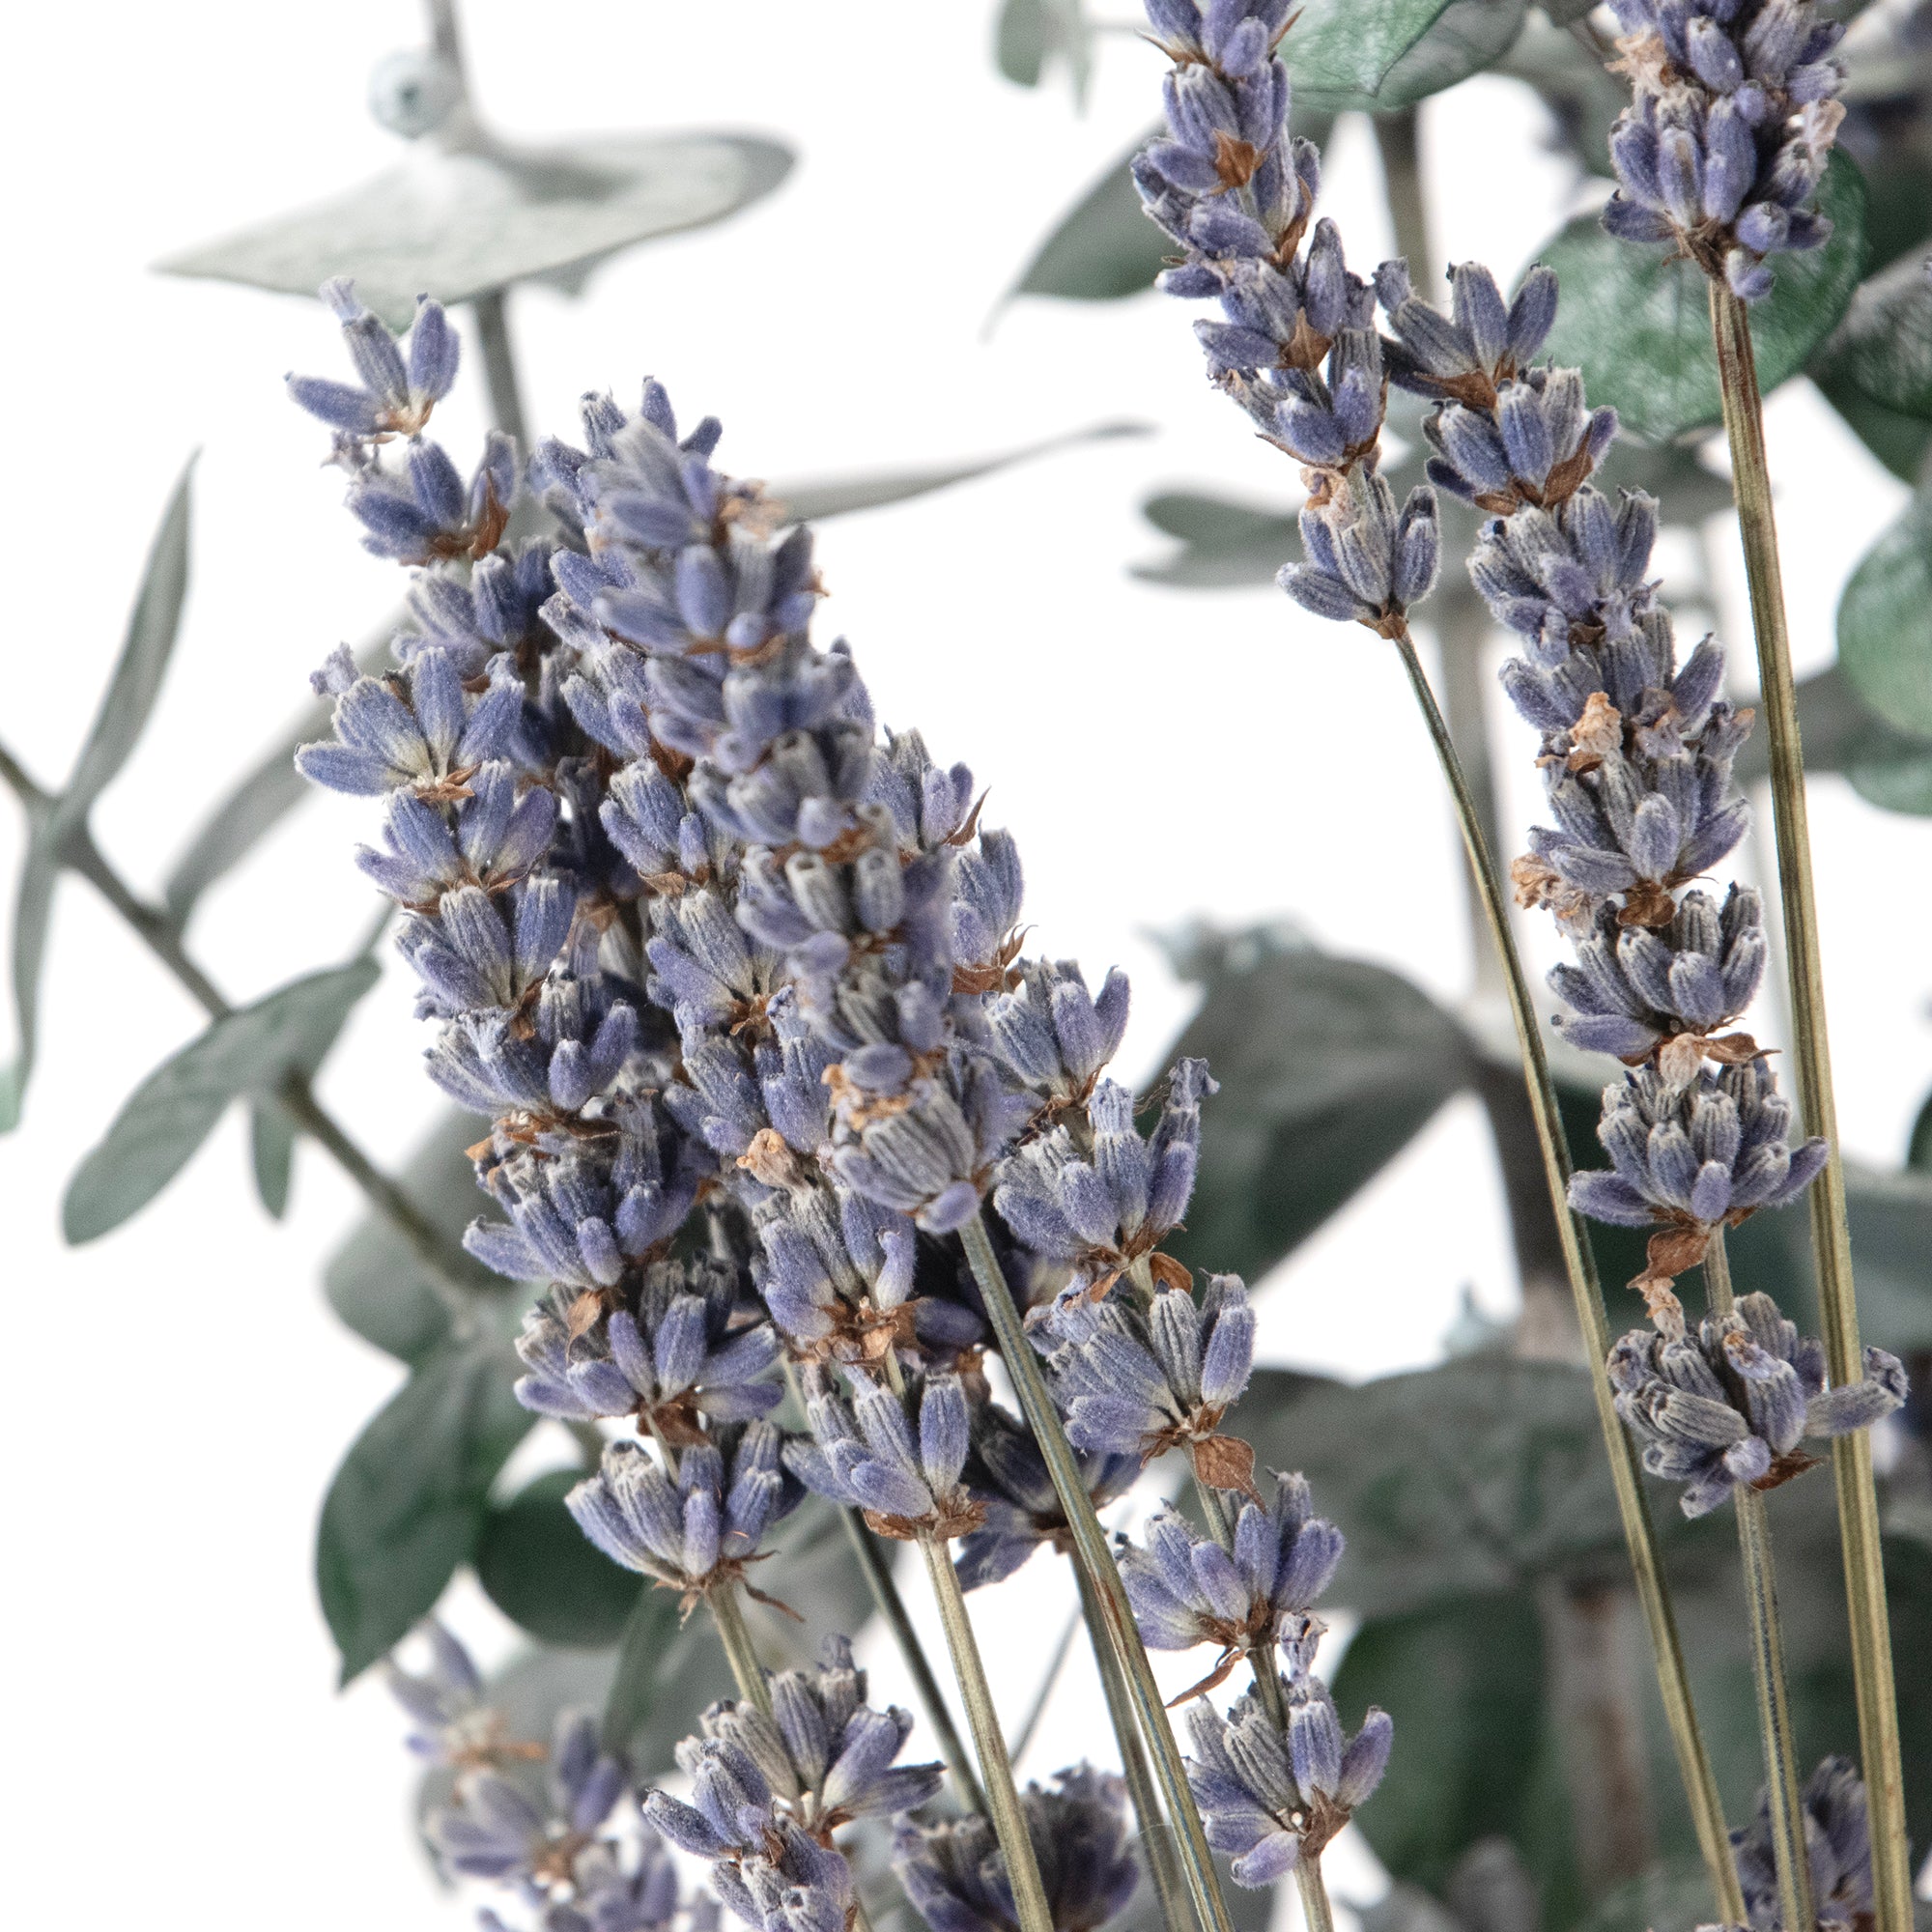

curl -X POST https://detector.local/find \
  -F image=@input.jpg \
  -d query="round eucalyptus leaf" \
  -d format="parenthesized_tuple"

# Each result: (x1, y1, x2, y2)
(478, 1470, 642, 1650)
(1536, 151, 1868, 444)
(1286, 0, 1526, 114)
(158, 133, 793, 326)
(1816, 248, 1932, 422)
(1838, 484, 1932, 736)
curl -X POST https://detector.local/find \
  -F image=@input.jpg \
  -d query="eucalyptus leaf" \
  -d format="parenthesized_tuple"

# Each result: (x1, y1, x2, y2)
(1236, 1358, 1622, 1613)
(1813, 365, 1932, 483)
(1009, 129, 1167, 303)
(317, 1338, 533, 1682)
(62, 957, 379, 1244)
(1815, 248, 1932, 421)
(1733, 664, 1932, 814)
(775, 423, 1150, 523)
(1158, 932, 1476, 1285)
(249, 1097, 297, 1219)
(1908, 1093, 1932, 1172)
(1286, 0, 1527, 114)
(1537, 151, 1868, 443)
(50, 457, 195, 846)
(0, 823, 56, 1134)
(1133, 490, 1299, 587)
(477, 1469, 642, 1650)
(996, 0, 1049, 85)
(325, 1105, 508, 1365)
(1332, 1592, 1578, 1922)
(158, 135, 793, 327)
(1838, 482, 1932, 736)
(603, 1588, 727, 1763)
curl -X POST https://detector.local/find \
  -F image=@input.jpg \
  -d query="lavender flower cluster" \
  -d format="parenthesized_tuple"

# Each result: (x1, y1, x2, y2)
(1133, 0, 1905, 1520)
(1602, 0, 1849, 302)
(292, 273, 1392, 1931)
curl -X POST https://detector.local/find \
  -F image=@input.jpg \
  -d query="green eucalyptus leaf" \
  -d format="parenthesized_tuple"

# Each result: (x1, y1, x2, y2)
(249, 1097, 297, 1219)
(158, 136, 793, 327)
(325, 1106, 507, 1365)
(603, 1588, 726, 1762)
(1286, 0, 1526, 113)
(1159, 933, 1476, 1284)
(1537, 150, 1868, 443)
(1812, 366, 1932, 484)
(318, 1338, 533, 1683)
(1011, 130, 1167, 302)
(50, 457, 195, 844)
(1332, 1592, 1578, 1921)
(996, 0, 1049, 85)
(0, 821, 57, 1134)
(1908, 1093, 1932, 1172)
(1839, 482, 1932, 736)
(1734, 664, 1932, 813)
(775, 423, 1150, 523)
(1133, 490, 1299, 587)
(62, 957, 379, 1243)
(478, 1469, 642, 1650)
(1815, 249, 1932, 421)
(1237, 1358, 1621, 1613)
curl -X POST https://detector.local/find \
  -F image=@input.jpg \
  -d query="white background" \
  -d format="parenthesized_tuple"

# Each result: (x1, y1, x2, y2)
(2, 3, 1926, 1926)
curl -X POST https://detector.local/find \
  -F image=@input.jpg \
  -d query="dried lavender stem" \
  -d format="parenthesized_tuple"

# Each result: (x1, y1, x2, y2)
(1071, 1563, 1195, 1932)
(838, 1505, 989, 1818)
(1708, 281, 1913, 1932)
(918, 1533, 1057, 1932)
(707, 1577, 773, 1718)
(1293, 1857, 1336, 1932)
(0, 746, 485, 1319)
(1388, 626, 1746, 1920)
(960, 1210, 1238, 1932)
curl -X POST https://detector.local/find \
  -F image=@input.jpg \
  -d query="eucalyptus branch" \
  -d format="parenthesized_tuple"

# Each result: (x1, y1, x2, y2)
(1709, 281, 1913, 1932)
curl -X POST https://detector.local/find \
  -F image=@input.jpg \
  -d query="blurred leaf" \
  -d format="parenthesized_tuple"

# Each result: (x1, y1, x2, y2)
(1909, 1094, 1932, 1172)
(1814, 250, 1932, 421)
(1288, 0, 1527, 114)
(0, 822, 56, 1134)
(1010, 129, 1166, 302)
(1839, 482, 1932, 735)
(158, 135, 793, 326)
(776, 423, 1150, 522)
(1858, 155, 1932, 278)
(1238, 1358, 1622, 1613)
(604, 1587, 724, 1761)
(318, 1338, 533, 1682)
(1734, 664, 1932, 814)
(1573, 1860, 1720, 1932)
(1812, 366, 1932, 484)
(62, 957, 379, 1243)
(478, 1468, 642, 1650)
(1590, 433, 1738, 524)
(1133, 490, 1299, 587)
(325, 1106, 507, 1365)
(49, 457, 195, 845)
(1537, 151, 1868, 443)
(997, 0, 1049, 84)
(1333, 1592, 1577, 1922)
(1160, 933, 1476, 1285)
(249, 1097, 297, 1219)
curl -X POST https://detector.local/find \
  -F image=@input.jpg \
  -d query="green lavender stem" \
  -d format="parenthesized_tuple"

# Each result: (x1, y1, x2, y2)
(1388, 626, 1747, 1922)
(958, 1210, 1238, 1932)
(707, 1578, 773, 1717)
(918, 1533, 1057, 1932)
(1294, 1859, 1336, 1932)
(1708, 280, 1913, 1932)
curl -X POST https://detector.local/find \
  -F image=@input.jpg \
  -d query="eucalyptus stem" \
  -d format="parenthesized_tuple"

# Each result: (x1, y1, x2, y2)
(1293, 1857, 1336, 1932)
(1388, 626, 1746, 1921)
(958, 1211, 1239, 1932)
(836, 1501, 990, 1818)
(1708, 280, 1913, 1932)
(706, 1578, 773, 1718)
(1071, 1564, 1195, 1932)
(918, 1534, 1056, 1932)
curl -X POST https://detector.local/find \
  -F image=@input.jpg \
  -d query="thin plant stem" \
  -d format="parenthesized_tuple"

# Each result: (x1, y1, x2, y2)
(1070, 1564, 1195, 1932)
(1371, 107, 1436, 302)
(958, 1211, 1238, 1932)
(707, 1577, 773, 1718)
(1704, 1232, 1815, 1932)
(1387, 626, 1747, 1921)
(472, 290, 530, 449)
(918, 1534, 1056, 1932)
(1294, 1857, 1337, 1932)
(836, 1502, 990, 1819)
(1708, 280, 1912, 1932)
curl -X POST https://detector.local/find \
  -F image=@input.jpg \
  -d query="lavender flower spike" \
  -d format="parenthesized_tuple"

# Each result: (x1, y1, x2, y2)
(1606, 1291, 1905, 1518)
(286, 278, 458, 441)
(1731, 1754, 1874, 1932)
(893, 1765, 1140, 1932)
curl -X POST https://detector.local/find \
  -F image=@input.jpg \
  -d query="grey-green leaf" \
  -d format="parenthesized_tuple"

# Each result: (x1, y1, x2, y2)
(317, 1339, 533, 1682)
(1734, 663, 1932, 814)
(604, 1588, 725, 1759)
(249, 1097, 297, 1219)
(996, 0, 1049, 85)
(157, 135, 793, 327)
(1286, 0, 1526, 114)
(51, 457, 195, 844)
(1812, 365, 1932, 484)
(1009, 130, 1169, 303)
(1814, 248, 1932, 422)
(325, 1106, 506, 1365)
(1838, 482, 1932, 737)
(478, 1469, 643, 1650)
(0, 821, 57, 1134)
(1536, 150, 1868, 444)
(1133, 490, 1300, 587)
(1160, 933, 1475, 1284)
(62, 957, 379, 1243)
(775, 423, 1150, 523)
